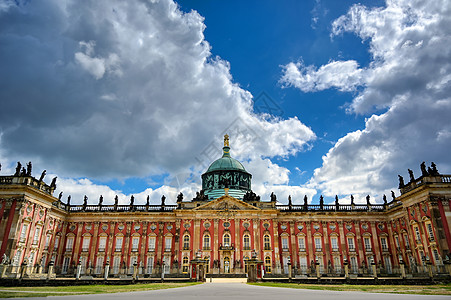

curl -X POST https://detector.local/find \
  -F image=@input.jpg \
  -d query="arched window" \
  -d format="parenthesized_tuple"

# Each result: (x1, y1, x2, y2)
(203, 234, 210, 250)
(223, 233, 231, 247)
(263, 234, 271, 250)
(182, 256, 189, 273)
(244, 256, 250, 273)
(265, 256, 272, 273)
(183, 235, 190, 249)
(243, 234, 250, 250)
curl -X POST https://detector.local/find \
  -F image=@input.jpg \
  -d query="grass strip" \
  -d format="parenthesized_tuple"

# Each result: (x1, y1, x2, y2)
(248, 282, 451, 295)
(0, 282, 200, 298)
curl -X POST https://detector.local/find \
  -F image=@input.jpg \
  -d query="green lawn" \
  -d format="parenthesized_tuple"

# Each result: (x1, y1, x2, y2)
(249, 282, 451, 295)
(0, 282, 200, 298)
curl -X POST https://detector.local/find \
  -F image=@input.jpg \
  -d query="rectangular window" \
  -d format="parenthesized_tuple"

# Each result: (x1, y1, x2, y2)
(165, 237, 172, 251)
(80, 256, 87, 274)
(426, 223, 434, 241)
(147, 256, 154, 274)
(62, 257, 70, 274)
(95, 256, 103, 274)
(299, 256, 307, 274)
(331, 237, 338, 251)
(66, 237, 74, 251)
(334, 256, 341, 273)
(98, 237, 107, 251)
(403, 234, 410, 249)
(53, 236, 59, 250)
(384, 256, 392, 274)
(132, 237, 139, 251)
(395, 236, 400, 248)
(113, 256, 120, 274)
(314, 237, 322, 251)
(32, 227, 41, 245)
(380, 237, 388, 250)
(347, 237, 355, 251)
(20, 224, 28, 242)
(82, 236, 91, 251)
(414, 226, 421, 243)
(115, 237, 123, 251)
(13, 250, 22, 266)
(129, 256, 137, 274)
(45, 235, 51, 249)
(281, 237, 288, 250)
(298, 237, 305, 251)
(148, 237, 156, 251)
(350, 256, 358, 273)
(364, 237, 371, 251)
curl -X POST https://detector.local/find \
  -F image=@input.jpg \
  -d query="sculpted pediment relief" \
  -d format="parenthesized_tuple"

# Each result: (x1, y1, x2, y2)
(193, 196, 260, 211)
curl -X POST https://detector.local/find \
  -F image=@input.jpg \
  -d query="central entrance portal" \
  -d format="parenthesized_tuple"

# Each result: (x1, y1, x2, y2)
(224, 257, 230, 273)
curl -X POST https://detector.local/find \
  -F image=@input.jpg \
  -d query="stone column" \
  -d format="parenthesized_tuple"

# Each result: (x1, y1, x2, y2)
(386, 221, 398, 267)
(235, 218, 240, 273)
(253, 219, 260, 259)
(306, 222, 313, 267)
(72, 223, 83, 264)
(370, 222, 381, 263)
(213, 219, 219, 272)
(193, 219, 201, 253)
(272, 220, 280, 274)
(289, 221, 297, 274)
(90, 222, 100, 267)
(354, 221, 364, 267)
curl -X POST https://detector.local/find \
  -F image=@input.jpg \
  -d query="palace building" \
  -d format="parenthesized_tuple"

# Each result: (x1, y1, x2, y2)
(0, 135, 451, 279)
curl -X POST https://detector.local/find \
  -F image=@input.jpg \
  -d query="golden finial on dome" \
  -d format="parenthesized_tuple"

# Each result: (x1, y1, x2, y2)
(224, 134, 229, 147)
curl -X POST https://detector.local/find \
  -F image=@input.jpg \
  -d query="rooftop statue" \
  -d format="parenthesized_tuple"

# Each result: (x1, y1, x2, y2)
(114, 195, 119, 206)
(39, 170, 46, 182)
(67, 195, 71, 206)
(146, 195, 150, 206)
(303, 195, 308, 207)
(398, 175, 405, 188)
(391, 190, 396, 200)
(430, 162, 439, 175)
(351, 194, 355, 205)
(177, 192, 183, 203)
(408, 169, 415, 182)
(288, 195, 292, 207)
(383, 194, 387, 205)
(50, 177, 57, 189)
(99, 195, 103, 206)
(420, 162, 428, 177)
(58, 192, 63, 201)
(20, 167, 26, 176)
(161, 195, 166, 206)
(83, 195, 88, 206)
(26, 161, 32, 176)
(270, 192, 277, 202)
(366, 195, 371, 206)
(319, 195, 324, 209)
(130, 195, 134, 206)
(14, 162, 21, 176)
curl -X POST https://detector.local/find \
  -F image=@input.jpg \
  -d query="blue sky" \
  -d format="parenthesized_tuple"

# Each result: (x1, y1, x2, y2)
(0, 0, 450, 205)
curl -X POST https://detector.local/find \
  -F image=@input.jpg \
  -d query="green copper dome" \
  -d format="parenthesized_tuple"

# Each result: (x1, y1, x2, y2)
(206, 149, 248, 173)
(201, 135, 252, 200)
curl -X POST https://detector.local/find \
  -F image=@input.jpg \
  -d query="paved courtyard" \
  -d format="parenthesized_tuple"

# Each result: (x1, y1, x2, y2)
(21, 282, 450, 300)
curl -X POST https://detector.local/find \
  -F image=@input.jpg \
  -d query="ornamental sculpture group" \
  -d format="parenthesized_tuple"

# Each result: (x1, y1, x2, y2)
(398, 161, 440, 189)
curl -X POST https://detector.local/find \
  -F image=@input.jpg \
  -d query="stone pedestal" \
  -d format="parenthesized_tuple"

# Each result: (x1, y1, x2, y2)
(133, 262, 138, 280)
(104, 262, 110, 280)
(371, 262, 377, 279)
(400, 261, 406, 279)
(1, 264, 8, 278)
(344, 260, 349, 279)
(76, 262, 82, 280)
(47, 261, 54, 280)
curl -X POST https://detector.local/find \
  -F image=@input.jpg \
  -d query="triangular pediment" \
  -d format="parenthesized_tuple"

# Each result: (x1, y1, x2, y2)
(193, 195, 260, 211)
